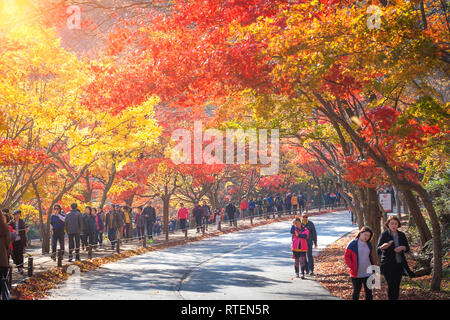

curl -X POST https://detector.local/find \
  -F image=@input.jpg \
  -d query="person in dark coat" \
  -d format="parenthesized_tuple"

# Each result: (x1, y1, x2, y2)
(9, 210, 27, 274)
(0, 213, 11, 295)
(94, 208, 104, 249)
(142, 201, 156, 240)
(201, 201, 211, 231)
(377, 215, 415, 300)
(285, 193, 292, 214)
(135, 206, 145, 240)
(82, 206, 96, 250)
(302, 214, 317, 275)
(105, 206, 120, 250)
(65, 203, 83, 262)
(193, 202, 203, 233)
(50, 204, 66, 260)
(225, 201, 237, 226)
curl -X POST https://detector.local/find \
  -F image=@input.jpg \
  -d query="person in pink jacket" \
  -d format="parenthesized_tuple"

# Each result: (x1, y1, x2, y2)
(290, 217, 309, 279)
(177, 203, 189, 232)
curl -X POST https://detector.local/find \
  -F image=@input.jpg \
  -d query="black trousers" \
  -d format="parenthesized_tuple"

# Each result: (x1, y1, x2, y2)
(68, 234, 81, 260)
(179, 219, 186, 231)
(351, 277, 373, 300)
(383, 263, 403, 300)
(52, 229, 65, 255)
(12, 241, 24, 269)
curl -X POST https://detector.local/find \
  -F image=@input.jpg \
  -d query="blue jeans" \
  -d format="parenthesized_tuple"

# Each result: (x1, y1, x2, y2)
(305, 240, 314, 272)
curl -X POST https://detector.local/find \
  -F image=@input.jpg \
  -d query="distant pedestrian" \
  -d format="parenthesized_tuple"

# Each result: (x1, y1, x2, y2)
(123, 206, 133, 242)
(143, 201, 156, 240)
(213, 208, 221, 230)
(9, 210, 27, 274)
(225, 201, 237, 226)
(94, 208, 104, 249)
(248, 199, 255, 218)
(0, 212, 11, 296)
(105, 206, 119, 250)
(50, 204, 65, 260)
(201, 201, 211, 231)
(177, 203, 189, 232)
(377, 216, 414, 300)
(302, 214, 317, 275)
(291, 194, 298, 214)
(290, 217, 309, 279)
(285, 193, 292, 214)
(82, 206, 96, 251)
(275, 194, 283, 215)
(135, 206, 145, 240)
(240, 199, 248, 219)
(65, 203, 83, 262)
(193, 202, 203, 233)
(344, 226, 374, 300)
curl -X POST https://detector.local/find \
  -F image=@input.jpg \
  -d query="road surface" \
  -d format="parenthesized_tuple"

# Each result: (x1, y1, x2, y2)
(47, 210, 356, 300)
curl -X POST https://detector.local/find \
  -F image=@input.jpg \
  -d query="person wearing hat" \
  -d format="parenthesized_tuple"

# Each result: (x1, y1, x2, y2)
(302, 214, 317, 275)
(9, 210, 28, 274)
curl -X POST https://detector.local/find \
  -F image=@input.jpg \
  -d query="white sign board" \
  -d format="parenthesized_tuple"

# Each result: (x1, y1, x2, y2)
(379, 193, 392, 213)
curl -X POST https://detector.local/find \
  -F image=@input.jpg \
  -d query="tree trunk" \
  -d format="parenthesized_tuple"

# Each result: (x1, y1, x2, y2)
(415, 186, 443, 292)
(366, 188, 382, 264)
(402, 189, 432, 245)
(393, 186, 402, 219)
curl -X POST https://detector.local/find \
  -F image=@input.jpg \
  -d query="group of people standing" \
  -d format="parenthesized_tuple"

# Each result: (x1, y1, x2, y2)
(241, 193, 307, 219)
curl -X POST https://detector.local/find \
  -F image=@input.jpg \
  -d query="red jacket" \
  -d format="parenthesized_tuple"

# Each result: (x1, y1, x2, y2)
(177, 207, 189, 220)
(240, 200, 249, 210)
(344, 239, 374, 278)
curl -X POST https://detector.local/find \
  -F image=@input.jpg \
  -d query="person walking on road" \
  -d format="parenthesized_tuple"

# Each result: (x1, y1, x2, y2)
(225, 200, 237, 226)
(82, 206, 96, 251)
(135, 206, 145, 240)
(248, 199, 255, 219)
(105, 206, 119, 250)
(123, 206, 133, 242)
(344, 226, 374, 300)
(0, 212, 11, 297)
(193, 202, 203, 233)
(377, 216, 414, 300)
(290, 217, 309, 279)
(201, 201, 211, 231)
(291, 193, 298, 214)
(177, 203, 189, 232)
(50, 204, 65, 260)
(65, 203, 83, 262)
(285, 193, 292, 215)
(9, 210, 27, 274)
(239, 199, 248, 220)
(94, 208, 104, 249)
(302, 214, 317, 275)
(143, 202, 156, 240)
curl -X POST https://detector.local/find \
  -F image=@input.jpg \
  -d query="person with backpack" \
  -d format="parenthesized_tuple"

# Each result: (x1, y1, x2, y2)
(290, 217, 309, 279)
(65, 203, 83, 262)
(275, 194, 284, 216)
(50, 204, 66, 260)
(344, 226, 375, 300)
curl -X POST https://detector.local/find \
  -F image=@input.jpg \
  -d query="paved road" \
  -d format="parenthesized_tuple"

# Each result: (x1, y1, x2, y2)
(47, 210, 356, 300)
